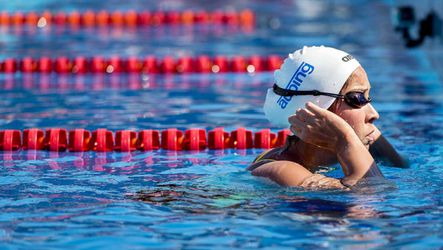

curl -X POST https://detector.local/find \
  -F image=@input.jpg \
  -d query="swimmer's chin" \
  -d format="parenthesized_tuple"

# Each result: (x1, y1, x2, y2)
(362, 137, 375, 149)
(363, 130, 376, 149)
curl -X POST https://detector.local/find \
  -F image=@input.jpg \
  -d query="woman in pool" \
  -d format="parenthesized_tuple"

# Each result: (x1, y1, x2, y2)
(248, 46, 407, 189)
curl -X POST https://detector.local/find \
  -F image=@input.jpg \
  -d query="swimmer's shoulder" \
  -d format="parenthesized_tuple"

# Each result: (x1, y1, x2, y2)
(250, 160, 314, 187)
(247, 142, 311, 186)
(247, 134, 347, 188)
(251, 161, 347, 189)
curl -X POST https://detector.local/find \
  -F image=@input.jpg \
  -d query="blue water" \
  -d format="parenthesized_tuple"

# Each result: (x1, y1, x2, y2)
(1, 0, 443, 249)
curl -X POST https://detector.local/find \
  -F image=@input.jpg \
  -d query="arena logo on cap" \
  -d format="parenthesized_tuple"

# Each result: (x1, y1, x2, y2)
(277, 61, 314, 109)
(342, 54, 354, 62)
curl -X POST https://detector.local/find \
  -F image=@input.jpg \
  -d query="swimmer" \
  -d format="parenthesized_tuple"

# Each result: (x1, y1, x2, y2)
(248, 46, 408, 189)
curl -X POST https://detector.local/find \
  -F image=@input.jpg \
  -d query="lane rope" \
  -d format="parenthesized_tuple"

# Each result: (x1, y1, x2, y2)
(0, 55, 283, 74)
(0, 9, 255, 27)
(0, 128, 290, 152)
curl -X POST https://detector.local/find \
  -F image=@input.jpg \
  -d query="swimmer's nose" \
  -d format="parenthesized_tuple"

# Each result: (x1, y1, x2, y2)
(366, 103, 379, 123)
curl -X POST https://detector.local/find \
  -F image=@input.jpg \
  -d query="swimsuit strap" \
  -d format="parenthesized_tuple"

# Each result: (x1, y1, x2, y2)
(253, 149, 273, 163)
(247, 135, 300, 171)
(246, 149, 276, 171)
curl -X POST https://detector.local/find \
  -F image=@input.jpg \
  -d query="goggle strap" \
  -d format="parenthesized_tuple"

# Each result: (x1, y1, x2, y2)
(272, 84, 344, 99)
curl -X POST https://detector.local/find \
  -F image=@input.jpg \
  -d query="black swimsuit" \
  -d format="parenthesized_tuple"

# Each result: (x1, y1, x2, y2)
(247, 135, 300, 171)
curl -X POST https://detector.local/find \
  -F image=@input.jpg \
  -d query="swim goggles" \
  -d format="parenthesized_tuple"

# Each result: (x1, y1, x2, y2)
(272, 84, 372, 108)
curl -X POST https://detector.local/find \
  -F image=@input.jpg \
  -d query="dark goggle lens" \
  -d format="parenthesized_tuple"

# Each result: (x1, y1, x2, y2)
(344, 92, 371, 108)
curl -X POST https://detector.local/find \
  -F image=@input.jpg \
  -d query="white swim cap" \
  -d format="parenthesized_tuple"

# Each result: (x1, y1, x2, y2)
(263, 46, 361, 127)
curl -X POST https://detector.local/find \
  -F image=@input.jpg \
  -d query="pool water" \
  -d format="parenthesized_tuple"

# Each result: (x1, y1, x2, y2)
(1, 0, 443, 249)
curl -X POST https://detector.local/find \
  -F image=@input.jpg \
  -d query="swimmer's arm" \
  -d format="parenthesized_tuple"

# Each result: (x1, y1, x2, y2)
(369, 134, 409, 168)
(248, 132, 383, 188)
(251, 139, 382, 188)
(337, 132, 384, 187)
(250, 161, 314, 186)
(251, 161, 347, 189)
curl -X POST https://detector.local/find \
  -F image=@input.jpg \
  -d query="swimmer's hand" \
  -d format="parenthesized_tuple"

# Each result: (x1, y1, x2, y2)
(289, 101, 383, 185)
(288, 101, 355, 153)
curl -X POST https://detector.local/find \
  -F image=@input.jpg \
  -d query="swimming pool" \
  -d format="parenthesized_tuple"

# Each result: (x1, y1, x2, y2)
(1, 0, 443, 248)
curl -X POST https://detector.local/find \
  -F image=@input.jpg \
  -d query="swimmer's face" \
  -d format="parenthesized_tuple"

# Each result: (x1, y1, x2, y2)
(331, 66, 380, 149)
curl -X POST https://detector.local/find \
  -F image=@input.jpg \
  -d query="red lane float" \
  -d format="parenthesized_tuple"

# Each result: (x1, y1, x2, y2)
(249, 55, 264, 72)
(161, 128, 183, 150)
(195, 55, 212, 73)
(72, 56, 88, 73)
(23, 129, 45, 150)
(276, 129, 291, 146)
(38, 57, 53, 73)
(229, 128, 253, 149)
(0, 10, 255, 27)
(254, 129, 276, 149)
(268, 55, 283, 71)
(68, 129, 91, 152)
(176, 56, 194, 73)
(142, 56, 159, 74)
(44, 128, 68, 151)
(91, 129, 114, 152)
(55, 57, 70, 73)
(0, 55, 283, 74)
(0, 130, 21, 151)
(183, 129, 207, 150)
(115, 130, 137, 151)
(68, 11, 81, 26)
(127, 56, 141, 73)
(1, 58, 17, 73)
(0, 128, 291, 151)
(213, 56, 228, 73)
(20, 57, 35, 72)
(208, 127, 229, 149)
(138, 130, 160, 150)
